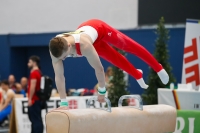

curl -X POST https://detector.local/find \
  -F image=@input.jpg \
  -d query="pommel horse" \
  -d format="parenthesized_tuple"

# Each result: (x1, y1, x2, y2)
(45, 95, 176, 133)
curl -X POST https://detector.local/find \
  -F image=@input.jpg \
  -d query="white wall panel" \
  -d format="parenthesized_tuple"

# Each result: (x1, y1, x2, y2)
(0, 0, 138, 34)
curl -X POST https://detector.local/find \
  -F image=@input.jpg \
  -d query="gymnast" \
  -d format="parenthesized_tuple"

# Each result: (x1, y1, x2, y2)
(49, 19, 169, 107)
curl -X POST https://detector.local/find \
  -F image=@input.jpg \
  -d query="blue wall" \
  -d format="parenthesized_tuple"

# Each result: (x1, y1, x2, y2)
(0, 28, 185, 95)
(0, 35, 10, 79)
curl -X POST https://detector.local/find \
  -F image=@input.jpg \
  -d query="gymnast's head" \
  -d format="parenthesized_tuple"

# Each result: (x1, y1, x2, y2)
(49, 37, 70, 60)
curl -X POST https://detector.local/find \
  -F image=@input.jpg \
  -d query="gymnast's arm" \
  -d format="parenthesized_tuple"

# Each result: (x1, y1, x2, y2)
(81, 42, 105, 88)
(50, 52, 67, 99)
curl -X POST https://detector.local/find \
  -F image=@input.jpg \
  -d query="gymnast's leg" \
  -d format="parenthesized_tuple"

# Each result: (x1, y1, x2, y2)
(94, 41, 148, 89)
(101, 22, 169, 85)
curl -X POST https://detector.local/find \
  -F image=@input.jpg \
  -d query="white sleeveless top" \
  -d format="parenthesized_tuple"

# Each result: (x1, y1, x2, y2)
(56, 26, 98, 57)
(3, 89, 13, 105)
(76, 26, 98, 43)
(56, 26, 98, 43)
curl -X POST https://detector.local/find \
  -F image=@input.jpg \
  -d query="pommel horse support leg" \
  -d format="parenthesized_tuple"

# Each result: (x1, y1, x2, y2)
(45, 95, 176, 133)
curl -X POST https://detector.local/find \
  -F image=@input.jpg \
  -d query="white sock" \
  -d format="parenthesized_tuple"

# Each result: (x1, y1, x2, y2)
(157, 69, 169, 84)
(137, 69, 143, 74)
(137, 78, 149, 89)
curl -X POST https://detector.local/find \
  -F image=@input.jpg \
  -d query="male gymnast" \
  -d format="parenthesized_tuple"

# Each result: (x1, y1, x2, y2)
(49, 19, 169, 107)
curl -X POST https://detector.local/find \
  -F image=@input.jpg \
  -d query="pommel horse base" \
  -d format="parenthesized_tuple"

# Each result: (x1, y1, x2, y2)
(46, 95, 176, 133)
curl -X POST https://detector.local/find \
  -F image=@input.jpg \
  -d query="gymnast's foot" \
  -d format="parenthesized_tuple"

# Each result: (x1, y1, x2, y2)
(136, 69, 149, 89)
(157, 68, 169, 85)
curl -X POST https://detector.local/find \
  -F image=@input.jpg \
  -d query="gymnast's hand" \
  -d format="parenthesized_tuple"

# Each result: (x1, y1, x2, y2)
(97, 94, 105, 103)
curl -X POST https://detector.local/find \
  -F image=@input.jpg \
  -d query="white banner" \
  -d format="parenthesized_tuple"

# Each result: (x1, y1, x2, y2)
(14, 96, 106, 133)
(158, 88, 200, 110)
(182, 19, 200, 90)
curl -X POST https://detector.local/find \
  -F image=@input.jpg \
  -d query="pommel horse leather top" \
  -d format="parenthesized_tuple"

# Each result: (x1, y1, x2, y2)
(45, 96, 176, 133)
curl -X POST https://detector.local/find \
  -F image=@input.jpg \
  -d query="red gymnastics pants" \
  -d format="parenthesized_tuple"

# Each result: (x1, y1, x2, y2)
(78, 19, 163, 80)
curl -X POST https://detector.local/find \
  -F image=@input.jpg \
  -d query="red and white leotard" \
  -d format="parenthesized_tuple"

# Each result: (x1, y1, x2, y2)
(56, 19, 169, 88)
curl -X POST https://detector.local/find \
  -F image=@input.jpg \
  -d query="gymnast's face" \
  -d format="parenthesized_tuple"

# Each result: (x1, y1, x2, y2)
(59, 44, 71, 61)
